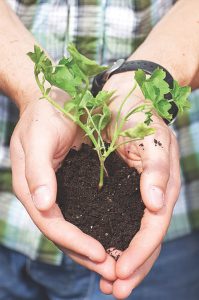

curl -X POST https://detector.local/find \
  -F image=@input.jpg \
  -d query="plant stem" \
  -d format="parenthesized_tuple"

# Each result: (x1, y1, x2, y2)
(114, 137, 142, 150)
(99, 158, 105, 190)
(84, 107, 106, 152)
(115, 82, 137, 126)
(110, 83, 137, 150)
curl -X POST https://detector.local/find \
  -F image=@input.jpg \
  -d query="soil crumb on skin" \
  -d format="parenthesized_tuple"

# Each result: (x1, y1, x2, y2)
(154, 139, 163, 148)
(56, 144, 145, 251)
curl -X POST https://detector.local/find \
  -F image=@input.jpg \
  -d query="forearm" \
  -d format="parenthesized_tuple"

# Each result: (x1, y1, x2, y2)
(129, 0, 199, 89)
(0, 1, 42, 112)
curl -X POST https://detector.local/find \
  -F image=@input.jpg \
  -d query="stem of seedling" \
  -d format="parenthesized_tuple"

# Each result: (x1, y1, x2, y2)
(110, 82, 137, 150)
(99, 158, 106, 190)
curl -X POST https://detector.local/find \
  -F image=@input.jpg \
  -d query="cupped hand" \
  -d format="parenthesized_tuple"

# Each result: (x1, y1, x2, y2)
(10, 91, 116, 281)
(99, 73, 181, 298)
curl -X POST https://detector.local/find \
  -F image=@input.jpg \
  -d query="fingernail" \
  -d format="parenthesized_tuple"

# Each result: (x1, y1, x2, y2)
(32, 186, 51, 210)
(149, 186, 164, 209)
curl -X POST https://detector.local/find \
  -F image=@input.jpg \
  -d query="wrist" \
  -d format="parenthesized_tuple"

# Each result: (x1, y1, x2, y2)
(128, 39, 191, 87)
(15, 85, 42, 115)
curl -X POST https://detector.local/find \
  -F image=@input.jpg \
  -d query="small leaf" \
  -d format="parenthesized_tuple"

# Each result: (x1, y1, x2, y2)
(99, 105, 111, 130)
(94, 90, 115, 107)
(79, 90, 94, 108)
(67, 43, 107, 76)
(135, 68, 170, 103)
(45, 87, 51, 95)
(27, 51, 36, 63)
(92, 114, 102, 129)
(142, 81, 156, 100)
(44, 65, 78, 96)
(59, 57, 86, 86)
(144, 111, 153, 125)
(134, 69, 146, 87)
(120, 123, 155, 139)
(64, 101, 76, 113)
(171, 80, 191, 113)
(154, 100, 172, 121)
(27, 45, 43, 64)
(89, 105, 111, 132)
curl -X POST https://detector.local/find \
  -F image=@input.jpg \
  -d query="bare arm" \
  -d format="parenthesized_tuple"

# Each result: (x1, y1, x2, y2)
(0, 1, 41, 111)
(130, 0, 199, 88)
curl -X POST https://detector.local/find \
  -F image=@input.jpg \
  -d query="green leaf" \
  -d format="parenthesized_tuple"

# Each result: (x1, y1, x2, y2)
(80, 90, 114, 110)
(92, 114, 102, 129)
(45, 87, 51, 95)
(58, 57, 87, 86)
(44, 64, 78, 96)
(171, 80, 191, 113)
(150, 68, 170, 96)
(119, 123, 155, 139)
(135, 68, 170, 103)
(27, 51, 37, 63)
(134, 67, 188, 122)
(154, 100, 172, 121)
(134, 69, 146, 87)
(79, 90, 94, 108)
(94, 90, 115, 107)
(141, 81, 157, 100)
(99, 105, 111, 130)
(28, 46, 52, 75)
(64, 101, 76, 113)
(67, 43, 107, 76)
(89, 105, 111, 132)
(144, 111, 153, 125)
(27, 45, 44, 64)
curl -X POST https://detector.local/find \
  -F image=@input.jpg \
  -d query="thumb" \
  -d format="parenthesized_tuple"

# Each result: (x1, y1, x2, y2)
(24, 132, 60, 211)
(140, 140, 170, 212)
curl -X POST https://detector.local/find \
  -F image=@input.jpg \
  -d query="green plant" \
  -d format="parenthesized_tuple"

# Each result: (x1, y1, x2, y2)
(28, 44, 191, 189)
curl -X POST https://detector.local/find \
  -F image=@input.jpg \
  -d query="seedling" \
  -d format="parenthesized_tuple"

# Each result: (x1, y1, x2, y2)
(28, 44, 191, 189)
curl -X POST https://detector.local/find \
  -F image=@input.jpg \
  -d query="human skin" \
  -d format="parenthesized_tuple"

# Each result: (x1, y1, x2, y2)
(1, 0, 199, 299)
(100, 0, 199, 298)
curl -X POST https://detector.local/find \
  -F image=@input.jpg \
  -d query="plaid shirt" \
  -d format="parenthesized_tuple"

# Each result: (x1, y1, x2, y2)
(0, 0, 199, 266)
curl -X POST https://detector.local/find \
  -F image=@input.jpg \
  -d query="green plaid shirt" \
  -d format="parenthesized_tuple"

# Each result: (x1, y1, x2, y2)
(0, 0, 199, 265)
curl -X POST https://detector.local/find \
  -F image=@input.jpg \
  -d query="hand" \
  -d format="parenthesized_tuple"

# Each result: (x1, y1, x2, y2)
(99, 73, 181, 298)
(10, 91, 116, 282)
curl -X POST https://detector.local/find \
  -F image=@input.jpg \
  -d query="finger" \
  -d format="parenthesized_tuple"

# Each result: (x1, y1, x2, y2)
(116, 211, 165, 280)
(10, 140, 106, 262)
(139, 124, 171, 211)
(117, 123, 172, 212)
(99, 278, 113, 295)
(116, 136, 180, 279)
(22, 124, 60, 211)
(21, 119, 74, 211)
(113, 246, 161, 299)
(65, 250, 116, 281)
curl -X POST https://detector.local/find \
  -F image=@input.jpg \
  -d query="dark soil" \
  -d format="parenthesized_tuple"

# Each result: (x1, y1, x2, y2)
(56, 144, 145, 253)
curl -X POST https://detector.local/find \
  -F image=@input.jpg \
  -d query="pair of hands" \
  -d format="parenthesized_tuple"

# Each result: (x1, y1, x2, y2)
(10, 73, 180, 299)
